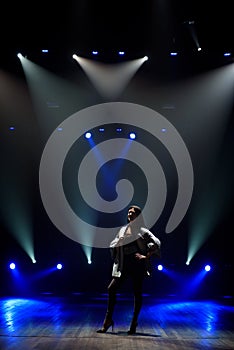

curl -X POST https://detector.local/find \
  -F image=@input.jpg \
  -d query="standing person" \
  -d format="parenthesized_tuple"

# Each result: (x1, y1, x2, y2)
(97, 205, 161, 334)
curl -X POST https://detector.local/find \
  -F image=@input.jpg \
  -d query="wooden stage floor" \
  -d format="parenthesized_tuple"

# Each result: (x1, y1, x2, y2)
(0, 293, 233, 350)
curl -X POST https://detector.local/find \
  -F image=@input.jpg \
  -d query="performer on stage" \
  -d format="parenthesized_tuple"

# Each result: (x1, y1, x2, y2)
(97, 205, 161, 334)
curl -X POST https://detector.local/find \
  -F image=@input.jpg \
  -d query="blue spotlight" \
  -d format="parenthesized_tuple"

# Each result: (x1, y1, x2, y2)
(170, 52, 178, 56)
(204, 264, 211, 272)
(92, 51, 98, 55)
(157, 264, 163, 271)
(85, 132, 92, 139)
(116, 128, 122, 132)
(118, 51, 125, 55)
(9, 262, 16, 270)
(99, 128, 105, 132)
(57, 263, 63, 270)
(9, 126, 15, 131)
(129, 132, 136, 140)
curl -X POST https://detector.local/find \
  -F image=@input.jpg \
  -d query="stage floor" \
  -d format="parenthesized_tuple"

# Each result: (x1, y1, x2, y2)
(0, 293, 234, 350)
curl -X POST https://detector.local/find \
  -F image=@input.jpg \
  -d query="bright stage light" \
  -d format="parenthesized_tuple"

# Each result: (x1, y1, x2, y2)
(17, 53, 23, 59)
(85, 132, 92, 139)
(129, 132, 136, 140)
(204, 264, 211, 272)
(118, 51, 125, 55)
(88, 259, 92, 264)
(92, 51, 98, 55)
(9, 262, 16, 270)
(157, 264, 163, 271)
(57, 263, 63, 270)
(32, 258, 37, 264)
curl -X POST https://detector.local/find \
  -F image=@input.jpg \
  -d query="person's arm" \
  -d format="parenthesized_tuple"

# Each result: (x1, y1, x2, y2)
(141, 228, 161, 258)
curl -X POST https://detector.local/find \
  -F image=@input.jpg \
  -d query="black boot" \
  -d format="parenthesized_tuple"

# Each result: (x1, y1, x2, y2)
(127, 319, 138, 334)
(96, 313, 114, 333)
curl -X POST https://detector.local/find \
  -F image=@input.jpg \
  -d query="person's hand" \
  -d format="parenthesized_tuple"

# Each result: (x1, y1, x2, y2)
(135, 253, 146, 260)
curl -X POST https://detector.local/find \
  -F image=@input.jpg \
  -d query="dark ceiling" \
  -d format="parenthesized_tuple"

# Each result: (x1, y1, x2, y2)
(1, 0, 233, 75)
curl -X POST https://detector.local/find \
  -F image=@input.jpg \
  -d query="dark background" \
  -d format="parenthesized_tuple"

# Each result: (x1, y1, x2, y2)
(0, 0, 233, 298)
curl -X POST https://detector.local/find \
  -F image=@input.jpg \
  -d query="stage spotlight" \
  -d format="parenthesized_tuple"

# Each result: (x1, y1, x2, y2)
(157, 264, 163, 271)
(116, 128, 122, 132)
(92, 51, 98, 55)
(17, 53, 23, 59)
(57, 263, 63, 270)
(118, 51, 125, 55)
(85, 132, 92, 139)
(143, 56, 148, 61)
(224, 52, 231, 57)
(129, 132, 136, 140)
(32, 258, 36, 264)
(88, 259, 92, 264)
(99, 128, 105, 132)
(170, 52, 178, 56)
(9, 126, 15, 131)
(204, 264, 211, 272)
(41, 49, 48, 53)
(197, 47, 202, 51)
(9, 262, 16, 270)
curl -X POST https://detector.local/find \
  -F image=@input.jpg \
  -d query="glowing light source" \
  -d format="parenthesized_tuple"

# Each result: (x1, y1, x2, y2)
(9, 263, 16, 270)
(85, 132, 92, 139)
(157, 264, 163, 271)
(204, 264, 211, 272)
(129, 132, 136, 140)
(118, 51, 125, 55)
(17, 53, 23, 59)
(57, 263, 63, 270)
(170, 52, 178, 56)
(92, 51, 98, 55)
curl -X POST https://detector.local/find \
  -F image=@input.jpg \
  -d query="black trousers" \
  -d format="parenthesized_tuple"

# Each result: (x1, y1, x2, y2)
(106, 255, 146, 322)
